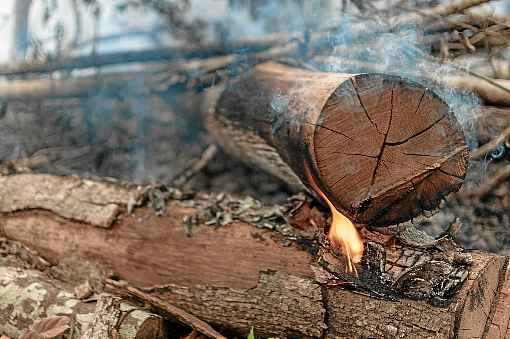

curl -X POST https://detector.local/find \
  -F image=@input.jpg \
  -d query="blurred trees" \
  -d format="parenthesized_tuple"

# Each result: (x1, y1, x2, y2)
(11, 0, 32, 60)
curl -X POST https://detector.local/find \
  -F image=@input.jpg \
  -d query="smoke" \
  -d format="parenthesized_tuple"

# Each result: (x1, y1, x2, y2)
(308, 14, 481, 148)
(0, 0, 493, 186)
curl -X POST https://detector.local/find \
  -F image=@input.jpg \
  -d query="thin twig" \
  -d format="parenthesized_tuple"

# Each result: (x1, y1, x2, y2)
(421, 0, 492, 18)
(471, 125, 510, 160)
(105, 279, 227, 339)
(171, 144, 218, 187)
(476, 163, 510, 199)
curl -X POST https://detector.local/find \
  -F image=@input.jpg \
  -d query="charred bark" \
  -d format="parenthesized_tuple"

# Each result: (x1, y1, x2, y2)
(0, 174, 509, 338)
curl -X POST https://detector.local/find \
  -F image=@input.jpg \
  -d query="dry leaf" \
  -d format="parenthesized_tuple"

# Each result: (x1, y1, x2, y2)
(1, 335, 13, 339)
(19, 329, 40, 339)
(74, 280, 93, 300)
(20, 315, 71, 339)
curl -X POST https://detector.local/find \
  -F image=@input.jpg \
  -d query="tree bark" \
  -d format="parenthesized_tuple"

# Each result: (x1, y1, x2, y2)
(208, 62, 469, 227)
(1, 173, 509, 338)
(0, 264, 168, 339)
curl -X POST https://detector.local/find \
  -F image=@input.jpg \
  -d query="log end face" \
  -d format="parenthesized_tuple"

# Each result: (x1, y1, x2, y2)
(313, 74, 469, 227)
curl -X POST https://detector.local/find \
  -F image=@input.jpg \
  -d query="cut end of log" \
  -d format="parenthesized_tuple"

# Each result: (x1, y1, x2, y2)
(312, 73, 469, 226)
(211, 62, 469, 227)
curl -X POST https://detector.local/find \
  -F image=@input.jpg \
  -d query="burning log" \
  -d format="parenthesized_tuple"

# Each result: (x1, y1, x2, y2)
(207, 62, 469, 227)
(1, 173, 510, 338)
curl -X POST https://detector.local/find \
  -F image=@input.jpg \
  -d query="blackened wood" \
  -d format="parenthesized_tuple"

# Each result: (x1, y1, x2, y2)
(1, 173, 509, 338)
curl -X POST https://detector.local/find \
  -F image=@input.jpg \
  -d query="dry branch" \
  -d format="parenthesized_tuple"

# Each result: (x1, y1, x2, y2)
(395, 0, 493, 26)
(472, 125, 510, 160)
(208, 62, 469, 226)
(0, 72, 147, 100)
(106, 280, 226, 339)
(446, 75, 510, 106)
(312, 56, 510, 106)
(423, 0, 492, 17)
(1, 173, 510, 338)
(474, 106, 510, 149)
(475, 163, 510, 199)
(171, 144, 218, 187)
(0, 35, 291, 77)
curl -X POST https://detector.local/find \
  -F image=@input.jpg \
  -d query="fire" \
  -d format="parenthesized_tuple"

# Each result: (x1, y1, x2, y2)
(319, 189, 364, 274)
(305, 166, 364, 274)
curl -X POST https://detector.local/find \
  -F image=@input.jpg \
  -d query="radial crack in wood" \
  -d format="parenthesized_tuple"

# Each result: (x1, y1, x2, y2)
(210, 62, 469, 227)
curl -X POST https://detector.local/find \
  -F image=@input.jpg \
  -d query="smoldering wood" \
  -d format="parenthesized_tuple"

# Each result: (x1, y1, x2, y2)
(1, 173, 510, 338)
(0, 60, 506, 148)
(208, 61, 469, 227)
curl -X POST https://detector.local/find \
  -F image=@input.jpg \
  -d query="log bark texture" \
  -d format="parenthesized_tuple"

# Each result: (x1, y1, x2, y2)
(208, 62, 470, 227)
(0, 264, 168, 339)
(1, 174, 510, 338)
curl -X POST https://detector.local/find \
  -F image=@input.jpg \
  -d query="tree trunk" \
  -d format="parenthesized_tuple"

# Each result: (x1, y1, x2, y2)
(1, 173, 509, 338)
(207, 62, 470, 227)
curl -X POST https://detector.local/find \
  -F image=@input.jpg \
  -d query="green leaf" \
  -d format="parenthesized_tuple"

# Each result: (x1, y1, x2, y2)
(247, 327, 255, 339)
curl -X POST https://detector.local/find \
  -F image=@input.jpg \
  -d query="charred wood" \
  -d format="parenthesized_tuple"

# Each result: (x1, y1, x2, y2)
(0, 173, 508, 338)
(207, 62, 469, 227)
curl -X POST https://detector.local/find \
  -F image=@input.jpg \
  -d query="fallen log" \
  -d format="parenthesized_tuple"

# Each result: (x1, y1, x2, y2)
(207, 62, 469, 226)
(1, 173, 510, 338)
(0, 263, 168, 339)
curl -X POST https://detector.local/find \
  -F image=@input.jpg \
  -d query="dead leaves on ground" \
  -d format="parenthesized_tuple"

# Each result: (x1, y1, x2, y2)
(19, 316, 71, 339)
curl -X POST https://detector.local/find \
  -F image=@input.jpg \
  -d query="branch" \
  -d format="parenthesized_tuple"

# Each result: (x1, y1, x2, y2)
(106, 280, 226, 339)
(0, 34, 292, 77)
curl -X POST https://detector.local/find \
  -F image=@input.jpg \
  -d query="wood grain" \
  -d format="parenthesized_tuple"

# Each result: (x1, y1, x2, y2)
(210, 62, 469, 227)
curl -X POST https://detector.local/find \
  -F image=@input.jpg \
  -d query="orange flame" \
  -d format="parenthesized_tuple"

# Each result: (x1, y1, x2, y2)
(317, 189, 364, 274)
(305, 166, 364, 274)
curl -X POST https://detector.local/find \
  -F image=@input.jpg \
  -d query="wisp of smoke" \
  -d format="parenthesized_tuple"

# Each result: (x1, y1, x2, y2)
(307, 14, 481, 151)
